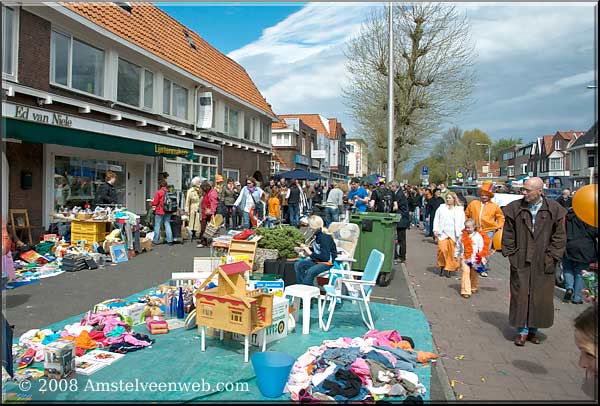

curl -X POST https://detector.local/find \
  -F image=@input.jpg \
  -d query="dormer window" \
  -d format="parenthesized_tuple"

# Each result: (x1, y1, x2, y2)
(184, 30, 196, 50)
(115, 2, 132, 13)
(555, 140, 561, 151)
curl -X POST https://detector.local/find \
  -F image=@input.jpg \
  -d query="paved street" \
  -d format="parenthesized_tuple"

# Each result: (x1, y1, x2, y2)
(3, 227, 596, 402)
(402, 226, 596, 402)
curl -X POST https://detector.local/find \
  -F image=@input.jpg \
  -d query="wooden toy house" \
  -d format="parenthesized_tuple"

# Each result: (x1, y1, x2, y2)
(195, 261, 274, 361)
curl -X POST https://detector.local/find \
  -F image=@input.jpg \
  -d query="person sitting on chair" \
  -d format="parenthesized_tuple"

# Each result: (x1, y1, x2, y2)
(294, 216, 337, 286)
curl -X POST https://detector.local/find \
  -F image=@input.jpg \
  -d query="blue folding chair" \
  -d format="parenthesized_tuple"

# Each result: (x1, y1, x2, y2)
(319, 249, 385, 332)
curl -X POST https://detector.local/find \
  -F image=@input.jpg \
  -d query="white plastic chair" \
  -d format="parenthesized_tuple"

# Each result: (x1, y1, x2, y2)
(319, 249, 384, 332)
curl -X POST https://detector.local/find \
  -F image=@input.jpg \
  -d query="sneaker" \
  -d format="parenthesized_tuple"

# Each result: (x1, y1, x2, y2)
(563, 289, 573, 302)
(167, 242, 173, 246)
(196, 243, 205, 248)
(571, 300, 584, 305)
(480, 272, 488, 277)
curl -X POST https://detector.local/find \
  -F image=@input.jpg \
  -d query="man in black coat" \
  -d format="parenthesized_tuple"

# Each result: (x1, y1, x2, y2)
(426, 189, 444, 239)
(555, 188, 572, 209)
(390, 181, 410, 264)
(562, 207, 597, 304)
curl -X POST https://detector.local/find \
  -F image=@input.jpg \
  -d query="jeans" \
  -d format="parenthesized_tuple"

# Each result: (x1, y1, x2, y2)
(153, 213, 173, 244)
(412, 207, 420, 227)
(562, 258, 587, 302)
(242, 211, 251, 230)
(294, 258, 332, 286)
(518, 325, 538, 335)
(289, 203, 300, 226)
(325, 206, 339, 227)
(485, 231, 495, 272)
(225, 205, 236, 230)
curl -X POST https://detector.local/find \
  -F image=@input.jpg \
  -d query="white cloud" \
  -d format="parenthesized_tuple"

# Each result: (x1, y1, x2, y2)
(493, 70, 595, 106)
(227, 2, 596, 147)
(467, 3, 595, 62)
(228, 2, 380, 131)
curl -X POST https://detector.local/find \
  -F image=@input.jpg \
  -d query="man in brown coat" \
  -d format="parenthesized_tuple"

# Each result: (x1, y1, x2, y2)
(501, 177, 567, 346)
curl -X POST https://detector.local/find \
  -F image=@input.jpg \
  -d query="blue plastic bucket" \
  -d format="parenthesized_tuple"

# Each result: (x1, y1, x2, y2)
(251, 351, 296, 398)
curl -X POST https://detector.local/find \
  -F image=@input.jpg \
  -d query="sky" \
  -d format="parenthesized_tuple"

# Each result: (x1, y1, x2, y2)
(158, 2, 597, 167)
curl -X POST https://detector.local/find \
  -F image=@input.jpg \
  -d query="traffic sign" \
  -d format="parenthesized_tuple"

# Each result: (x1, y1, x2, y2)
(457, 171, 463, 179)
(422, 166, 429, 175)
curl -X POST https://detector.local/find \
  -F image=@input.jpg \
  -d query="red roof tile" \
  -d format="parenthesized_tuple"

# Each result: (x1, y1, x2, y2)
(272, 117, 288, 130)
(279, 114, 330, 137)
(63, 2, 275, 118)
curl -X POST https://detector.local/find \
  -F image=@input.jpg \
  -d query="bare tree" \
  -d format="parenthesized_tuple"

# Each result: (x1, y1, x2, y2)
(344, 3, 476, 175)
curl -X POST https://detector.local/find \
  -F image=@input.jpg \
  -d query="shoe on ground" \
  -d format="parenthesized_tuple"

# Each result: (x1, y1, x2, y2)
(439, 268, 445, 277)
(514, 334, 527, 346)
(571, 300, 584, 305)
(445, 271, 451, 278)
(471, 289, 478, 294)
(394, 259, 399, 265)
(461, 294, 470, 299)
(196, 243, 205, 248)
(527, 333, 541, 344)
(563, 288, 574, 302)
(480, 272, 488, 277)
(167, 242, 173, 246)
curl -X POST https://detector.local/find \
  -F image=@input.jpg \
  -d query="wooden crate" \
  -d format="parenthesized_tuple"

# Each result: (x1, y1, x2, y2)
(227, 238, 260, 270)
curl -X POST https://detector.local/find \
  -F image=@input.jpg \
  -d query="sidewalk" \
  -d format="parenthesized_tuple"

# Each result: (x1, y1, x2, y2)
(403, 226, 596, 402)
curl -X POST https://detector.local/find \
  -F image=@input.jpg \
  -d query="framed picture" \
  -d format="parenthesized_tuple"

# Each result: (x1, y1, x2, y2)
(109, 244, 128, 263)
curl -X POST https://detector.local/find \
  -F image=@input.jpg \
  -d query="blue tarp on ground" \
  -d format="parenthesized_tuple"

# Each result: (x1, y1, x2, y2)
(4, 287, 433, 402)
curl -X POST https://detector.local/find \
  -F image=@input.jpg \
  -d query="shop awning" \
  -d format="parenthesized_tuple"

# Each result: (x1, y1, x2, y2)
(3, 117, 194, 160)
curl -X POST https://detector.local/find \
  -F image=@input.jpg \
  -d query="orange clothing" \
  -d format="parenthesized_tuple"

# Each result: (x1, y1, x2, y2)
(464, 200, 505, 233)
(268, 197, 280, 219)
(416, 351, 438, 364)
(2, 217, 10, 255)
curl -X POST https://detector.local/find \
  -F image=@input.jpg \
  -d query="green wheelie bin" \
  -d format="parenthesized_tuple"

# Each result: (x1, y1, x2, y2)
(349, 212, 401, 287)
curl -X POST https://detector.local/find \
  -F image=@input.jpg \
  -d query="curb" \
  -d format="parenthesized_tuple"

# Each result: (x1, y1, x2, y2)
(399, 263, 457, 402)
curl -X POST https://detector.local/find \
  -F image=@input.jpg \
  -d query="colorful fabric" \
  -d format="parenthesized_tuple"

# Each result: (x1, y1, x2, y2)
(437, 238, 458, 272)
(74, 330, 97, 350)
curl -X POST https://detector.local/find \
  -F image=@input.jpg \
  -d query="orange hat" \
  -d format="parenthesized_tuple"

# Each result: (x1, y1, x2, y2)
(479, 181, 495, 197)
(215, 174, 224, 183)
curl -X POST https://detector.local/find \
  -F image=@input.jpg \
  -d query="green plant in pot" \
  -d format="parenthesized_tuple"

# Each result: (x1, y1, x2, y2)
(255, 226, 306, 260)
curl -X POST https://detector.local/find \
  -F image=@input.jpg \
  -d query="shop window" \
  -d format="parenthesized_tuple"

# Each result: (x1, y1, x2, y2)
(54, 156, 126, 210)
(117, 58, 153, 110)
(2, 5, 18, 80)
(173, 154, 218, 191)
(223, 169, 239, 182)
(51, 30, 105, 97)
(162, 78, 188, 120)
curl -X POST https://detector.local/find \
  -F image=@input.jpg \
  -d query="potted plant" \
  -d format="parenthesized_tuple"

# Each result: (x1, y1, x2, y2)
(255, 226, 306, 259)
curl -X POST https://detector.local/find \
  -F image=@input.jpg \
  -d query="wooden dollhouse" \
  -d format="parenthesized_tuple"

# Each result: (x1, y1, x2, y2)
(195, 261, 274, 362)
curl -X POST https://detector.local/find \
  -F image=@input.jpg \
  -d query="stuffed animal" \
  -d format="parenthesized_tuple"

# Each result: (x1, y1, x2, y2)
(102, 229, 123, 253)
(142, 297, 164, 318)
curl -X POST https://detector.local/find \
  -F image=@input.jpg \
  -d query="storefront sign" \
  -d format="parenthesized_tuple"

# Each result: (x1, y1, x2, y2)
(154, 144, 191, 158)
(295, 154, 311, 166)
(15, 105, 73, 128)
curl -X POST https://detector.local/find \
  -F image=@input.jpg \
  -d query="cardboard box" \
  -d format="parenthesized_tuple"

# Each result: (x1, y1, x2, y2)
(44, 341, 75, 379)
(192, 257, 221, 285)
(116, 302, 146, 326)
(232, 295, 288, 347)
(140, 237, 153, 252)
(248, 279, 285, 297)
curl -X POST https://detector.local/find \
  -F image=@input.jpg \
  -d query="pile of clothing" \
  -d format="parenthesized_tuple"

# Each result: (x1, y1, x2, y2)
(286, 330, 437, 402)
(11, 310, 154, 380)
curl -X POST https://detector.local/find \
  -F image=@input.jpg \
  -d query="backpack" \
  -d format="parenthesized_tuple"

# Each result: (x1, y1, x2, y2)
(163, 191, 178, 213)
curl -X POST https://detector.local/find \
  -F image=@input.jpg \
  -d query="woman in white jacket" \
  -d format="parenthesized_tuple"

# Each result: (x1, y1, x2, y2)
(433, 192, 465, 278)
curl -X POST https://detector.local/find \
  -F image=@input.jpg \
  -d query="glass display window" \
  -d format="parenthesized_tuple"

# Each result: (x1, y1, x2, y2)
(54, 155, 126, 209)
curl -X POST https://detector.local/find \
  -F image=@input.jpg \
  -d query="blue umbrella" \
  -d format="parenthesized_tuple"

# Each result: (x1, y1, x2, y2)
(273, 168, 321, 181)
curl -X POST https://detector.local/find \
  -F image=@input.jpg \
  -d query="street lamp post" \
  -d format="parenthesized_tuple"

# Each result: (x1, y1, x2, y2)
(476, 143, 491, 177)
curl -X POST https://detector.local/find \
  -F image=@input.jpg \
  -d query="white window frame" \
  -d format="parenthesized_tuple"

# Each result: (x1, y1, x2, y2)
(302, 138, 306, 155)
(50, 28, 106, 99)
(2, 4, 19, 82)
(162, 76, 189, 121)
(261, 121, 271, 145)
(554, 140, 561, 151)
(223, 168, 240, 182)
(244, 114, 255, 141)
(272, 133, 294, 147)
(549, 157, 562, 171)
(116, 57, 154, 111)
(520, 163, 527, 175)
(224, 105, 240, 137)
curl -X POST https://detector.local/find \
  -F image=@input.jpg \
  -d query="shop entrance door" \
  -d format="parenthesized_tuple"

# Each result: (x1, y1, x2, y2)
(127, 161, 146, 214)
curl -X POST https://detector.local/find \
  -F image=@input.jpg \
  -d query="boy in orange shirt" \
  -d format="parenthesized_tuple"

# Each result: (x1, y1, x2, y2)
(266, 187, 281, 227)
